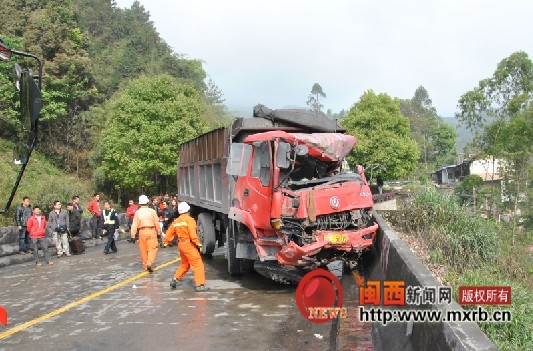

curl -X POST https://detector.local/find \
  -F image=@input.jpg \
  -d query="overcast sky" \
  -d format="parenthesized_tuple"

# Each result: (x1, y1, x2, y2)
(115, 0, 533, 117)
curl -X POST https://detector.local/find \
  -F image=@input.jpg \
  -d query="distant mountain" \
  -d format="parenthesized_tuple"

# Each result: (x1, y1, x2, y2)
(441, 117, 474, 154)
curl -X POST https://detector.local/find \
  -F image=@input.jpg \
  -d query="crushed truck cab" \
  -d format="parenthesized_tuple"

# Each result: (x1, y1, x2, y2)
(178, 105, 378, 282)
(230, 130, 378, 267)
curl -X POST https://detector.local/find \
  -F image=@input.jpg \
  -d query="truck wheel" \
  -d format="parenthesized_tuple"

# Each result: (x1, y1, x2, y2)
(198, 213, 216, 255)
(226, 220, 242, 276)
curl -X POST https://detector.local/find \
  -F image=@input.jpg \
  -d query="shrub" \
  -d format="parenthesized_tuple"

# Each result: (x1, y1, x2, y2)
(407, 189, 497, 269)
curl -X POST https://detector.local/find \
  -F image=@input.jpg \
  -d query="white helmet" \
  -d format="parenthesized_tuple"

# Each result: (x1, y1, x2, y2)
(177, 202, 190, 214)
(138, 195, 149, 205)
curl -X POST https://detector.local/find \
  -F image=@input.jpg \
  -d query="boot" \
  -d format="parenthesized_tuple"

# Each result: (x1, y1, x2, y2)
(195, 285, 210, 292)
(170, 278, 178, 289)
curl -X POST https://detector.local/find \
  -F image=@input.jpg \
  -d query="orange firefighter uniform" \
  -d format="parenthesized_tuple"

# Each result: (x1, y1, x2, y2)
(164, 213, 206, 286)
(130, 205, 161, 271)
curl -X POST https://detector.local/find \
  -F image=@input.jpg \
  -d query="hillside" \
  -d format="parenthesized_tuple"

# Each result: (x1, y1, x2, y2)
(441, 116, 474, 154)
(0, 138, 94, 226)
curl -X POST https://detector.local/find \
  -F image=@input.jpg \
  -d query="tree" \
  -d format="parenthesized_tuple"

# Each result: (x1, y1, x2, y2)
(205, 77, 225, 105)
(433, 122, 458, 165)
(400, 86, 456, 169)
(457, 51, 533, 232)
(95, 74, 209, 194)
(341, 90, 419, 180)
(457, 51, 532, 133)
(306, 83, 326, 114)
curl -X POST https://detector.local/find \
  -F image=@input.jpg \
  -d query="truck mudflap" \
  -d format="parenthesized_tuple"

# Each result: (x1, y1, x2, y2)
(275, 223, 379, 266)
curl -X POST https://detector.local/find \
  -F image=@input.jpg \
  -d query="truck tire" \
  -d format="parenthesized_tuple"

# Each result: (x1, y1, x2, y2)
(198, 212, 216, 255)
(226, 220, 242, 276)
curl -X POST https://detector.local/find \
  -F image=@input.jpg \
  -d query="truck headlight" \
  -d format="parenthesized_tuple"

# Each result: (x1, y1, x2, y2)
(271, 218, 283, 229)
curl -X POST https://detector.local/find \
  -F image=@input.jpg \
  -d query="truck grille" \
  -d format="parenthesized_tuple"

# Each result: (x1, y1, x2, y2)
(316, 211, 355, 231)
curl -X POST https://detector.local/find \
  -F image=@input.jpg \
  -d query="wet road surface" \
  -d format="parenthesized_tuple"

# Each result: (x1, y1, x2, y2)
(0, 241, 360, 351)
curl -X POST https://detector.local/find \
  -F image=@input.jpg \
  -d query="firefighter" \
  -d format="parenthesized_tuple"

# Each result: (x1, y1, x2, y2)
(130, 195, 161, 272)
(164, 202, 210, 292)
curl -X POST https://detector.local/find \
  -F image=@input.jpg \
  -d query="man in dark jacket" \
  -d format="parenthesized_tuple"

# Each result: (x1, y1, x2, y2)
(101, 200, 119, 254)
(72, 195, 83, 214)
(66, 203, 81, 237)
(14, 196, 33, 255)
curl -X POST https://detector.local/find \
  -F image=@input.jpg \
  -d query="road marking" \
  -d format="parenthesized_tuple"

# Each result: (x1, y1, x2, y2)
(0, 257, 181, 340)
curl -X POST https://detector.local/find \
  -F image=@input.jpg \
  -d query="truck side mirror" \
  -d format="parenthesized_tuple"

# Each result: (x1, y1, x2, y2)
(17, 67, 42, 131)
(13, 143, 30, 165)
(276, 142, 291, 169)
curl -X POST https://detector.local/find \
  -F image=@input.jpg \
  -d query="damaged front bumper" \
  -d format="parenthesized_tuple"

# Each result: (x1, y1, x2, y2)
(275, 223, 379, 266)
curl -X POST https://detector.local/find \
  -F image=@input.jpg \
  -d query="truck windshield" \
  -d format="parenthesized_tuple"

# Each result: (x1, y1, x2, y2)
(279, 153, 343, 189)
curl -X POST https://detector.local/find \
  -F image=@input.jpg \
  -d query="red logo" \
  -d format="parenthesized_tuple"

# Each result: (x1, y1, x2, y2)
(295, 269, 345, 323)
(329, 196, 340, 209)
(0, 306, 7, 326)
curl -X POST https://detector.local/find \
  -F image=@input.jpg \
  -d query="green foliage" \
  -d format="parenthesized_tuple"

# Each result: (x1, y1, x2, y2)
(457, 52, 533, 225)
(433, 122, 457, 165)
(455, 175, 484, 197)
(306, 83, 326, 114)
(457, 51, 533, 132)
(73, 0, 206, 99)
(452, 270, 532, 351)
(401, 86, 457, 167)
(407, 189, 498, 268)
(0, 137, 93, 226)
(2, 0, 212, 179)
(402, 187, 531, 349)
(95, 74, 209, 192)
(341, 90, 419, 180)
(205, 78, 225, 105)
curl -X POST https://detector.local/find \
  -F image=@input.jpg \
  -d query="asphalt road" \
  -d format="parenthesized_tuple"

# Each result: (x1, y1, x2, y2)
(0, 241, 353, 351)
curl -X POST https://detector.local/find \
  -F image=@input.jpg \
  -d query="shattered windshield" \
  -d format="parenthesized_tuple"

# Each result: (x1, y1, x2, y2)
(279, 153, 361, 190)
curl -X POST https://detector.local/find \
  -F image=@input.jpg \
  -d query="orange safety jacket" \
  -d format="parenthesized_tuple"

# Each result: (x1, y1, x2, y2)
(130, 206, 161, 238)
(164, 213, 200, 246)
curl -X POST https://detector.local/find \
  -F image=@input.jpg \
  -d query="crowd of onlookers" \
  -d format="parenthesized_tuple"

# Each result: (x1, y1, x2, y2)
(13, 193, 180, 266)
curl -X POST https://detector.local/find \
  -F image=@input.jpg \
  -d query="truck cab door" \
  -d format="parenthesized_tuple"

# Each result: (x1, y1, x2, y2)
(241, 141, 273, 230)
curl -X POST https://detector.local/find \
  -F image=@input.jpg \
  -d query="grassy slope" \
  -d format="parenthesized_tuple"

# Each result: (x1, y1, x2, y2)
(399, 188, 532, 351)
(0, 137, 94, 226)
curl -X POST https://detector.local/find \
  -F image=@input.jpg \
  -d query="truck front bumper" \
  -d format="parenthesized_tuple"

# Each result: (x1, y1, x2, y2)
(275, 223, 379, 266)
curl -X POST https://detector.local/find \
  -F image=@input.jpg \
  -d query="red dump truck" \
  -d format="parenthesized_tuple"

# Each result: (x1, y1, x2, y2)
(177, 105, 378, 282)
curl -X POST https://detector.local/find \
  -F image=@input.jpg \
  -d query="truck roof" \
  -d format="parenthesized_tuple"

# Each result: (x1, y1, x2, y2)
(244, 130, 356, 161)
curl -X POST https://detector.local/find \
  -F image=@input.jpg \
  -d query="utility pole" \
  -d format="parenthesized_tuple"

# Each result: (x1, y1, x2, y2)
(473, 186, 476, 215)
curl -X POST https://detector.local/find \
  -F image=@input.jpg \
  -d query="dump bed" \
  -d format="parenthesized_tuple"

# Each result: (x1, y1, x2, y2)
(177, 106, 344, 214)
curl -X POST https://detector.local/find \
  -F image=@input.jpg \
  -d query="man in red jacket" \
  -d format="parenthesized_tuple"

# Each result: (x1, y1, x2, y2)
(26, 206, 53, 266)
(126, 199, 139, 230)
(87, 193, 102, 241)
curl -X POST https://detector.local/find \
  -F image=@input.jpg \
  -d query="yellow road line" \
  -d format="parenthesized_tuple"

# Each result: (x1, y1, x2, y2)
(0, 257, 181, 340)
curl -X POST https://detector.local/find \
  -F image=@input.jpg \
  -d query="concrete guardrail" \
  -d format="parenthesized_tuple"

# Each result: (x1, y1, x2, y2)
(371, 211, 497, 351)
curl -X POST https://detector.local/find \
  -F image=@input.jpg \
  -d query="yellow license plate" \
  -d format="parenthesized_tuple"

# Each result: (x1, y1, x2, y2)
(324, 234, 348, 244)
